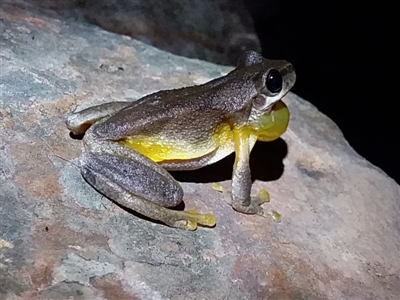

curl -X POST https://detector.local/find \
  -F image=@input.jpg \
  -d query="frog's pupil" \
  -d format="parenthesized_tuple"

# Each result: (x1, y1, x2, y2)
(266, 69, 283, 94)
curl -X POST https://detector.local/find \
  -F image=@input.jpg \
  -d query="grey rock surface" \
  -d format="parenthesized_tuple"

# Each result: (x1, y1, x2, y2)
(1, 2, 399, 300)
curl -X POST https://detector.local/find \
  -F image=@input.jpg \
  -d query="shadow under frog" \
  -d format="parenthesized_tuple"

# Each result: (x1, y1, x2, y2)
(66, 51, 296, 230)
(171, 138, 288, 184)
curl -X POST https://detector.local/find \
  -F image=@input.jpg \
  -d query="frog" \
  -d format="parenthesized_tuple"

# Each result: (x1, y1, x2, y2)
(66, 51, 296, 230)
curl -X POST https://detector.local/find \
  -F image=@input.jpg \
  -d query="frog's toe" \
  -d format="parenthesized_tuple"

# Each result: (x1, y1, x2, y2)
(171, 219, 198, 231)
(256, 189, 271, 205)
(269, 210, 282, 223)
(185, 220, 198, 230)
(164, 220, 197, 231)
(251, 202, 266, 217)
(231, 190, 271, 217)
(166, 209, 216, 230)
(185, 209, 217, 227)
(232, 198, 266, 216)
(211, 182, 225, 193)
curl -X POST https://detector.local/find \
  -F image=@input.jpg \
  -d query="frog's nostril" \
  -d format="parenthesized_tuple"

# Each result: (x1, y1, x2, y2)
(284, 63, 296, 76)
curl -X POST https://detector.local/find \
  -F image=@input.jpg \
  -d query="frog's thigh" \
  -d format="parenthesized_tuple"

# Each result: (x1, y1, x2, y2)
(82, 152, 182, 207)
(80, 152, 216, 230)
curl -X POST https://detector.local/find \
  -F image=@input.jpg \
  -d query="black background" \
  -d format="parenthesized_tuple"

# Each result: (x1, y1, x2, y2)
(247, 0, 399, 184)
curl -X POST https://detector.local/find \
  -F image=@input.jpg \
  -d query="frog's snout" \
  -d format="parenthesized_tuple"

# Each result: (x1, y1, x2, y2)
(282, 62, 296, 89)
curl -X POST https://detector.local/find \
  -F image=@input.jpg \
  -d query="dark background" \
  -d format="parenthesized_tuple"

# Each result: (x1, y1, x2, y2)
(23, 0, 400, 183)
(247, 0, 399, 184)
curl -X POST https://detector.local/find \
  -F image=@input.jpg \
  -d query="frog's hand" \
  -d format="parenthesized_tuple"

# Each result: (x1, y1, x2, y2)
(231, 130, 265, 215)
(66, 102, 129, 135)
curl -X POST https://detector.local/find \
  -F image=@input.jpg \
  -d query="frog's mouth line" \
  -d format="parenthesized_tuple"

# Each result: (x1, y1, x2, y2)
(264, 106, 273, 114)
(266, 100, 284, 114)
(265, 99, 286, 114)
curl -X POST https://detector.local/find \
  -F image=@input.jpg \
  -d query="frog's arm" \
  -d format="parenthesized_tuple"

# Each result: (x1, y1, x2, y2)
(229, 101, 290, 215)
(232, 129, 252, 205)
(231, 129, 265, 214)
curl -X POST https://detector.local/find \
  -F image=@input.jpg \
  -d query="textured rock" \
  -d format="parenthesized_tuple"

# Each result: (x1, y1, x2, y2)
(22, 0, 262, 66)
(1, 2, 399, 300)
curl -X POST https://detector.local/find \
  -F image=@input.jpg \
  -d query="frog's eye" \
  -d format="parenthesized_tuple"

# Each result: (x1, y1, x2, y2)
(266, 69, 283, 94)
(252, 94, 269, 110)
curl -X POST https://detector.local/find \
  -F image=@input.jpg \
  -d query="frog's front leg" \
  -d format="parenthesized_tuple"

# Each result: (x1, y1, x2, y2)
(80, 130, 216, 230)
(231, 130, 266, 215)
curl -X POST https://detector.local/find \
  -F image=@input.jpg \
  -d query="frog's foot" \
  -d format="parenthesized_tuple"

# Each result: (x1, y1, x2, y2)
(232, 198, 265, 215)
(164, 209, 217, 230)
(231, 189, 271, 216)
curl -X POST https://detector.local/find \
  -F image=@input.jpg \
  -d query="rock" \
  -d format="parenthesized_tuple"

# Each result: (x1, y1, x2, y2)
(1, 2, 399, 299)
(21, 0, 262, 66)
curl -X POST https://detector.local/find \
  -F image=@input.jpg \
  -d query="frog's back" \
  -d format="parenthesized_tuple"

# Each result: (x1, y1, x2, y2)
(90, 68, 257, 164)
(93, 72, 254, 141)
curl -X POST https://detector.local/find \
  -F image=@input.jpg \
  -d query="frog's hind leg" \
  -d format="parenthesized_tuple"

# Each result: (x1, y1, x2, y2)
(66, 102, 129, 135)
(80, 151, 216, 230)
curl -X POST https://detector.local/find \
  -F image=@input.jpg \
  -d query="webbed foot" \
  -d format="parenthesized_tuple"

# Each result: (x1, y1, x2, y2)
(231, 189, 271, 216)
(166, 209, 216, 230)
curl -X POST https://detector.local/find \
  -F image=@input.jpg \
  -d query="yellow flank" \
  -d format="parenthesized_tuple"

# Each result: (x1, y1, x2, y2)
(120, 137, 206, 162)
(119, 101, 289, 162)
(212, 122, 234, 148)
(119, 123, 233, 162)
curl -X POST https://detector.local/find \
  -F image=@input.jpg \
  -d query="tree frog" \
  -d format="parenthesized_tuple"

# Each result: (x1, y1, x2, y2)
(66, 51, 296, 230)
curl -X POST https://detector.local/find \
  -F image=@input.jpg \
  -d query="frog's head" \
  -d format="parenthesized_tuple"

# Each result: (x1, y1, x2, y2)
(235, 51, 296, 122)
